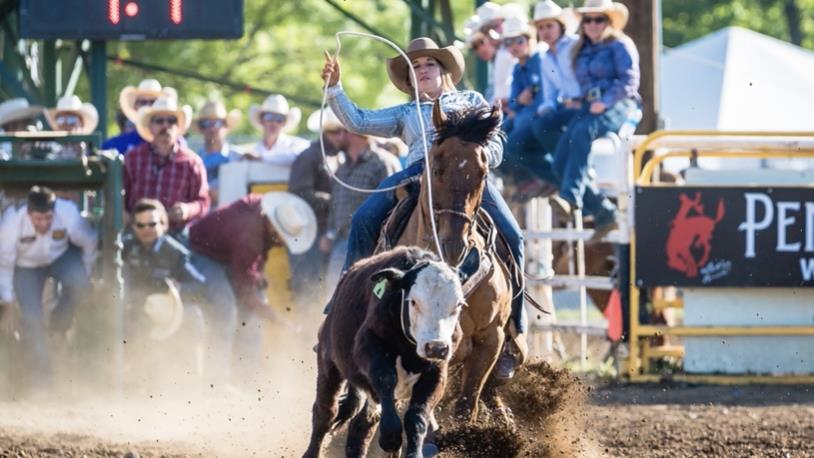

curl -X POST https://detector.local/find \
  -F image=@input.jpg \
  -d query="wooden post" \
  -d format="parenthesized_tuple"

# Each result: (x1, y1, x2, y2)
(620, 0, 659, 134)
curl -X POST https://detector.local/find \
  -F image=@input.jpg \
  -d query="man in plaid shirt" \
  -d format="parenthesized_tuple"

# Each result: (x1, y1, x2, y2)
(124, 97, 209, 234)
(319, 131, 400, 287)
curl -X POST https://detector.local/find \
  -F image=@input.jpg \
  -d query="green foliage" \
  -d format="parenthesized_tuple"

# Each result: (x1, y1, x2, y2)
(662, 0, 814, 49)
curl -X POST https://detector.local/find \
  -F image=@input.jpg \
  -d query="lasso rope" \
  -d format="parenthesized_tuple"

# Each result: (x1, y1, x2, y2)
(320, 31, 443, 260)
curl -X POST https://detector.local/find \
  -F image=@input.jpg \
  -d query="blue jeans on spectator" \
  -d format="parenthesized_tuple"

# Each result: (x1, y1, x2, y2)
(342, 161, 528, 334)
(190, 253, 239, 383)
(501, 117, 558, 185)
(14, 246, 89, 387)
(552, 99, 639, 225)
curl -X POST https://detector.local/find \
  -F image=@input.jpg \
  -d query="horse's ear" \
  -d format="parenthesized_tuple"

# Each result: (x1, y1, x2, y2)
(432, 100, 447, 128)
(491, 101, 503, 124)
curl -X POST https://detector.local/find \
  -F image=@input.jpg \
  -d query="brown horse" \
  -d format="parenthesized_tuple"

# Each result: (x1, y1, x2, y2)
(389, 102, 515, 422)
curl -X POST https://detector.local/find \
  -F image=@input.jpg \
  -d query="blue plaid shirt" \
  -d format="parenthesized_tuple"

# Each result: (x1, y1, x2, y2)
(574, 36, 641, 107)
(327, 84, 503, 169)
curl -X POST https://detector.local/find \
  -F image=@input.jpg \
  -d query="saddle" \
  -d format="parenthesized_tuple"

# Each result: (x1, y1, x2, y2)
(376, 193, 522, 300)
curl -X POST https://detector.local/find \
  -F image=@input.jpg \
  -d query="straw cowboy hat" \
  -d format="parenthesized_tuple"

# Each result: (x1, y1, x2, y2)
(386, 37, 465, 95)
(249, 94, 302, 133)
(194, 100, 242, 130)
(0, 98, 43, 129)
(501, 15, 532, 39)
(475, 2, 503, 24)
(576, 0, 629, 30)
(119, 78, 178, 122)
(143, 280, 184, 341)
(533, 1, 579, 34)
(135, 96, 193, 143)
(462, 14, 485, 48)
(45, 95, 99, 134)
(260, 192, 317, 254)
(306, 107, 344, 133)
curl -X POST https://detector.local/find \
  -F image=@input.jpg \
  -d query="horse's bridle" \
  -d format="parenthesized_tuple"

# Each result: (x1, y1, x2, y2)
(433, 208, 475, 226)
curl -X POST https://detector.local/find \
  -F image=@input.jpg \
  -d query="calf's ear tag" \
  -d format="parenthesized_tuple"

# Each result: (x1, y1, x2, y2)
(373, 279, 387, 299)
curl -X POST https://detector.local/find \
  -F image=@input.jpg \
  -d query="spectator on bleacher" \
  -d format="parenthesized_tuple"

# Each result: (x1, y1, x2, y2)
(188, 192, 315, 385)
(551, 0, 641, 239)
(194, 100, 242, 206)
(124, 96, 209, 235)
(0, 98, 43, 160)
(474, 2, 519, 108)
(287, 108, 341, 303)
(44, 95, 99, 159)
(0, 186, 97, 393)
(246, 94, 309, 166)
(503, 15, 544, 135)
(319, 129, 400, 289)
(103, 79, 177, 155)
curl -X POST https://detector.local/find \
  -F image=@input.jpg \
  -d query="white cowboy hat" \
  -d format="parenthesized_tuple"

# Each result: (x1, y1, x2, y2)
(386, 37, 465, 95)
(135, 96, 193, 143)
(533, 1, 579, 34)
(143, 280, 183, 341)
(306, 107, 344, 133)
(119, 79, 178, 123)
(462, 14, 487, 48)
(249, 94, 302, 133)
(476, 2, 503, 24)
(44, 95, 99, 134)
(576, 0, 629, 30)
(260, 192, 317, 254)
(500, 3, 528, 22)
(0, 98, 43, 130)
(501, 15, 532, 39)
(194, 100, 242, 130)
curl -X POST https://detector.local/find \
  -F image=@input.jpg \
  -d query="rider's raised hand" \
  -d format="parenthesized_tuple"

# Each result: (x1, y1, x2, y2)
(322, 51, 340, 87)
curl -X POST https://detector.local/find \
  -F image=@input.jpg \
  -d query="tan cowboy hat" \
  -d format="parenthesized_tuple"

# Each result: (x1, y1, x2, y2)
(386, 37, 465, 95)
(194, 100, 242, 130)
(501, 15, 532, 39)
(143, 280, 183, 341)
(135, 96, 193, 143)
(533, 1, 579, 34)
(0, 98, 43, 130)
(260, 192, 317, 254)
(119, 79, 178, 122)
(306, 107, 344, 133)
(576, 0, 629, 30)
(249, 94, 302, 133)
(44, 95, 99, 134)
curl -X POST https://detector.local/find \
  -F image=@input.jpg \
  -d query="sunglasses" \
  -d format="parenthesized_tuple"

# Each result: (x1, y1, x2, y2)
(56, 114, 81, 127)
(261, 112, 287, 123)
(502, 36, 527, 47)
(582, 15, 609, 25)
(134, 221, 159, 229)
(134, 98, 156, 108)
(198, 119, 226, 129)
(151, 116, 178, 126)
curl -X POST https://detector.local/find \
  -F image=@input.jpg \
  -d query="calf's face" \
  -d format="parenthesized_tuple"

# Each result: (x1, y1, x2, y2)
(407, 261, 465, 361)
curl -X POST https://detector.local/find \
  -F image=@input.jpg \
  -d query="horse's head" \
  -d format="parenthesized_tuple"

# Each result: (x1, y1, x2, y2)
(425, 100, 502, 265)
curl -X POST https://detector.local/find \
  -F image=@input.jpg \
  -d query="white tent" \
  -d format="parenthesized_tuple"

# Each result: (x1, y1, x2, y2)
(661, 26, 814, 131)
(660, 27, 814, 170)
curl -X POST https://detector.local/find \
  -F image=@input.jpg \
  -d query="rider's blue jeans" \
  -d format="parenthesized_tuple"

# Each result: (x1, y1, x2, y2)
(342, 161, 527, 334)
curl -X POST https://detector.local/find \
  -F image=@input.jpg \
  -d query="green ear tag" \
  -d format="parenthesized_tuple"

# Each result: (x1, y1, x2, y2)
(373, 279, 387, 299)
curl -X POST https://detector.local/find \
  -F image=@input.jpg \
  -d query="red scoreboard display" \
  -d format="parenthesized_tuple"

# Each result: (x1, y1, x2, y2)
(19, 0, 243, 40)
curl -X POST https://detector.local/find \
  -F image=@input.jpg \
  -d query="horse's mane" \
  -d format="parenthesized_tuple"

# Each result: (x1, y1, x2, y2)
(433, 105, 503, 147)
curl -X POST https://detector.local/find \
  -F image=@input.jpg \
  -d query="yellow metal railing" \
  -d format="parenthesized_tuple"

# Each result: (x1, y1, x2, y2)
(627, 130, 814, 384)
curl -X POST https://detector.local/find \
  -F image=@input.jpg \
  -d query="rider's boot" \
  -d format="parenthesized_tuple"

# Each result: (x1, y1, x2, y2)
(494, 295, 529, 380)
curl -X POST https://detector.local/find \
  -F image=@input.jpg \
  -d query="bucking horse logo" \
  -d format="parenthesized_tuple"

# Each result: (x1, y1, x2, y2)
(665, 192, 725, 278)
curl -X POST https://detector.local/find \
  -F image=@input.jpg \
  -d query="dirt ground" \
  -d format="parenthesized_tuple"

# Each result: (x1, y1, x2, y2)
(1, 369, 812, 458)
